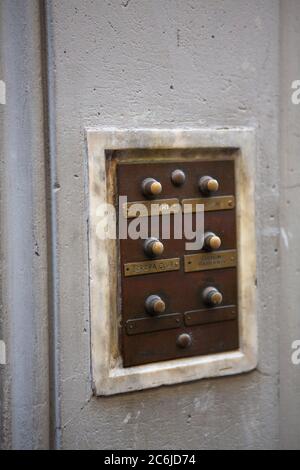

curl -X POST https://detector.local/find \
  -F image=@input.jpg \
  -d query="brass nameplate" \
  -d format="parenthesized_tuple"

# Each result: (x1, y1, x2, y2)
(184, 249, 237, 272)
(126, 313, 182, 336)
(123, 198, 180, 219)
(184, 306, 237, 327)
(182, 195, 235, 213)
(124, 258, 180, 277)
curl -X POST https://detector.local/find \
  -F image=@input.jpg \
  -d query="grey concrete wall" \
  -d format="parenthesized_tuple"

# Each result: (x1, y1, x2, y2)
(45, 0, 280, 449)
(2, 0, 300, 450)
(279, 0, 300, 450)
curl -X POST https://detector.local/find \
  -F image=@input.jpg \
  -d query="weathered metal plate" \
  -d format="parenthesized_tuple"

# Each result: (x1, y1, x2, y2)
(184, 249, 237, 272)
(126, 313, 182, 336)
(124, 257, 180, 277)
(117, 158, 239, 367)
(182, 195, 235, 213)
(184, 305, 237, 326)
(123, 321, 239, 367)
(123, 198, 180, 218)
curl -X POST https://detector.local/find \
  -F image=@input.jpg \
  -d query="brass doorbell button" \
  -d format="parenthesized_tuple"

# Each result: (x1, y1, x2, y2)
(203, 286, 223, 306)
(145, 295, 166, 316)
(176, 333, 192, 349)
(204, 232, 222, 251)
(142, 177, 162, 197)
(199, 175, 219, 194)
(144, 238, 164, 258)
(171, 169, 186, 186)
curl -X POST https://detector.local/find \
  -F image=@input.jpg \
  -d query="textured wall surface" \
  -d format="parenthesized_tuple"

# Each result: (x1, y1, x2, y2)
(45, 0, 281, 449)
(280, 0, 300, 450)
(0, 0, 49, 449)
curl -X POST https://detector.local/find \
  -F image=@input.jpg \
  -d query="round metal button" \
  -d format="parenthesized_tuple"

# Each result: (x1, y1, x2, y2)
(142, 178, 162, 197)
(144, 238, 164, 258)
(171, 169, 186, 186)
(145, 295, 166, 316)
(204, 232, 222, 251)
(202, 286, 223, 307)
(199, 175, 219, 194)
(176, 333, 192, 349)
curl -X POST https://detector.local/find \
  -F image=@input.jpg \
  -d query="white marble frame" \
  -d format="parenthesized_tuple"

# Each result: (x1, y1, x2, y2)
(86, 127, 257, 396)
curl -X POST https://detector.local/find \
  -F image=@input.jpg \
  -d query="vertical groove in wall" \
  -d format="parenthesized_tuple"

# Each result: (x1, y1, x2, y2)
(0, 0, 50, 449)
(0, 1, 12, 450)
(279, 0, 300, 449)
(40, 0, 62, 450)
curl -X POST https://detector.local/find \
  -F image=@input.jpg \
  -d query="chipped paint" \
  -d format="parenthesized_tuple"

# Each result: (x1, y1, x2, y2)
(262, 227, 280, 237)
(123, 413, 132, 424)
(281, 228, 289, 249)
(0, 80, 6, 104)
(0, 340, 6, 365)
(255, 16, 263, 30)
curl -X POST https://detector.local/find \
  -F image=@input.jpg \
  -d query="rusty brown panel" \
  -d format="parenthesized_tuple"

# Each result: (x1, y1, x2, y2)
(119, 210, 236, 263)
(122, 321, 239, 367)
(117, 159, 235, 202)
(116, 154, 238, 368)
(192, 209, 237, 252)
(121, 268, 238, 322)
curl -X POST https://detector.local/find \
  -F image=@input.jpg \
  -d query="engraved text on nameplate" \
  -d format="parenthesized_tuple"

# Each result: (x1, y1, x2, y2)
(184, 250, 237, 272)
(124, 258, 180, 277)
(123, 198, 180, 219)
